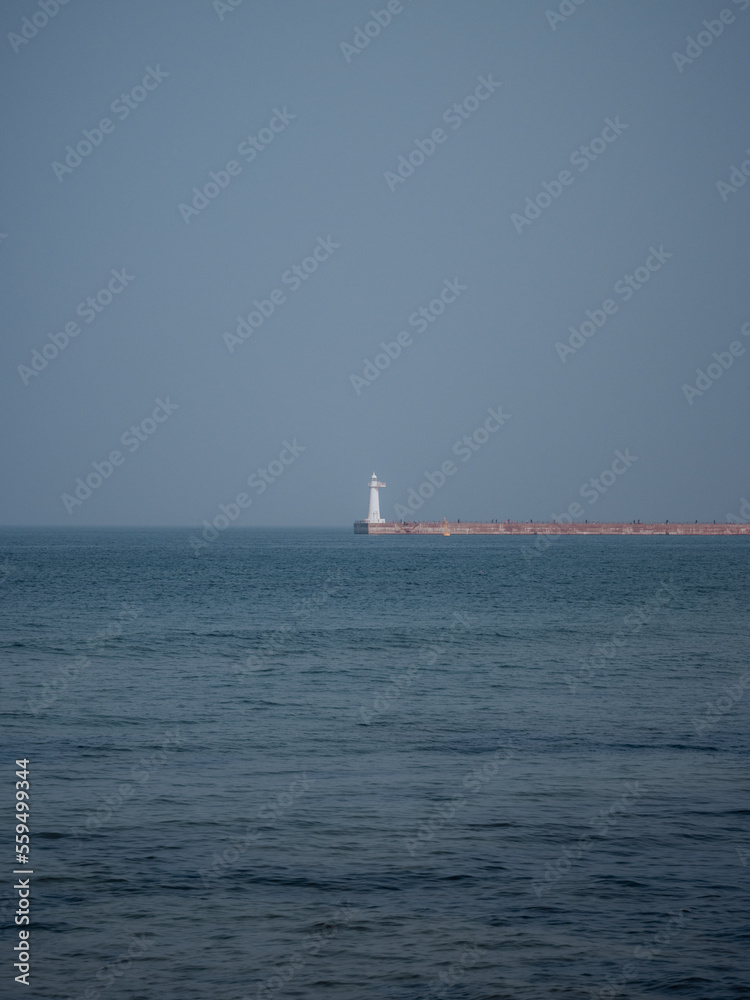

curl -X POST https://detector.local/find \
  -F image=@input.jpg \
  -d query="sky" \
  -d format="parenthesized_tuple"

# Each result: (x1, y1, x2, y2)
(1, 0, 749, 526)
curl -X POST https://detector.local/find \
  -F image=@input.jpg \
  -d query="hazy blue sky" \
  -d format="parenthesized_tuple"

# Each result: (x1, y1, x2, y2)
(2, 0, 749, 526)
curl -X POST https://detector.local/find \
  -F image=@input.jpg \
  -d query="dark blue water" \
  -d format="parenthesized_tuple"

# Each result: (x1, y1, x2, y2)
(1, 528, 748, 999)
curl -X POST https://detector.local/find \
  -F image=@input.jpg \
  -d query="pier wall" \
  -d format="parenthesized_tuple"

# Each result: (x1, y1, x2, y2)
(353, 521, 749, 536)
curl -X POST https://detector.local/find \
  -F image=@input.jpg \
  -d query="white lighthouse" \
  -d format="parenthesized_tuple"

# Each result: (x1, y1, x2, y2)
(367, 472, 386, 523)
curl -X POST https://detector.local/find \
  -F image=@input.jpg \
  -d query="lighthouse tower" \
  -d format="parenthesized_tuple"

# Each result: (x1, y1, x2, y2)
(367, 473, 386, 523)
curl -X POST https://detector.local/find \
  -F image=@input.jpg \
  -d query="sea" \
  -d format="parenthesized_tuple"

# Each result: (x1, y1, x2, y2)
(1, 527, 748, 1000)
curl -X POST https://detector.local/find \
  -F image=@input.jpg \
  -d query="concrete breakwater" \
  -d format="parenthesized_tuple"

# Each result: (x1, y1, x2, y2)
(353, 521, 750, 535)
